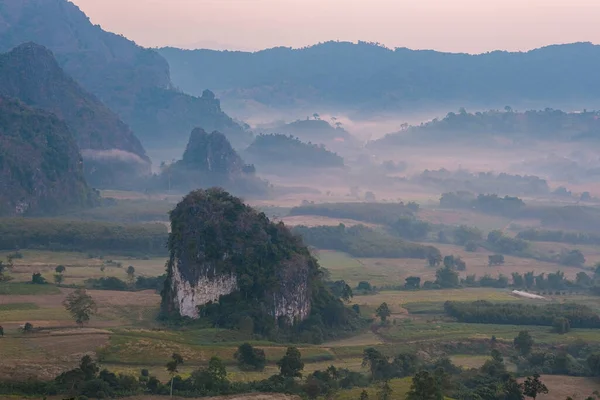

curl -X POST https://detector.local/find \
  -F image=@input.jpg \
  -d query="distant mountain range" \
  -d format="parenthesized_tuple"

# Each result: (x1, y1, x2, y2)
(159, 41, 600, 114)
(0, 0, 249, 149)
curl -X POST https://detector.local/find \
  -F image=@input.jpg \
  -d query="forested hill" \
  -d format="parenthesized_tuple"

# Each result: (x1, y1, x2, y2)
(372, 108, 600, 147)
(0, 97, 97, 216)
(159, 41, 600, 111)
(0, 42, 148, 161)
(0, 0, 249, 148)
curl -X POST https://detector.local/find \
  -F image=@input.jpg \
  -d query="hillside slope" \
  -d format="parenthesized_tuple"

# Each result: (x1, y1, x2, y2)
(0, 97, 97, 216)
(0, 42, 148, 159)
(0, 0, 249, 148)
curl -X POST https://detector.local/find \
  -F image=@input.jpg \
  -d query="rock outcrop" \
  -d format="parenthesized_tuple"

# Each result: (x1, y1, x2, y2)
(161, 189, 315, 323)
(160, 128, 268, 196)
(0, 97, 97, 216)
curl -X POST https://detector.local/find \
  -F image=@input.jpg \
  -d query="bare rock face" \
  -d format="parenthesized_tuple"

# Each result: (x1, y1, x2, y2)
(161, 188, 315, 324)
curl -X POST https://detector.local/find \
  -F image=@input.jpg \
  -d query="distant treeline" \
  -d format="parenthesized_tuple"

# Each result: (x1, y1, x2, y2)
(293, 224, 440, 259)
(444, 301, 600, 328)
(0, 218, 168, 255)
(440, 192, 525, 217)
(518, 229, 600, 245)
(289, 202, 414, 225)
(417, 170, 550, 198)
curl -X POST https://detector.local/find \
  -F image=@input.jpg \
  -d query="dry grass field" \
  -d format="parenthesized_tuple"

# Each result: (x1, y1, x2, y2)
(0, 250, 167, 284)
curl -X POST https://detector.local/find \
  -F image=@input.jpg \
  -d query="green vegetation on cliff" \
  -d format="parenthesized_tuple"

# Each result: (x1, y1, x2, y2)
(161, 188, 360, 342)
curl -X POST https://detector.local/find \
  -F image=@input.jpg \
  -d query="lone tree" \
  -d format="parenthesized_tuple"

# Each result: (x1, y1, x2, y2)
(63, 288, 97, 327)
(166, 353, 184, 397)
(376, 302, 391, 323)
(277, 346, 304, 378)
(126, 265, 136, 286)
(514, 331, 534, 356)
(522, 373, 548, 400)
(55, 265, 66, 274)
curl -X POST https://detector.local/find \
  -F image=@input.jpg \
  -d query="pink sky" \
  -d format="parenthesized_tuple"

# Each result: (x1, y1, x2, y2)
(71, 0, 600, 53)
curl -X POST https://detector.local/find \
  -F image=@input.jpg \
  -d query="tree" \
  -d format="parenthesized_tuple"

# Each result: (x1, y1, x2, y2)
(79, 355, 99, 380)
(427, 252, 442, 267)
(524, 271, 535, 289)
(514, 331, 534, 356)
(234, 343, 266, 371)
(126, 266, 136, 286)
(376, 302, 391, 323)
(377, 380, 392, 400)
(360, 389, 369, 400)
(501, 376, 524, 400)
(512, 272, 524, 287)
(587, 353, 600, 376)
(55, 265, 66, 274)
(522, 374, 548, 400)
(63, 288, 97, 327)
(207, 356, 227, 385)
(341, 283, 353, 303)
(313, 113, 320, 120)
(405, 276, 421, 289)
(553, 317, 570, 334)
(489, 254, 505, 266)
(278, 347, 304, 378)
(406, 370, 443, 400)
(0, 325, 3, 337)
(22, 322, 33, 333)
(435, 266, 459, 288)
(166, 353, 184, 397)
(31, 272, 46, 284)
(54, 273, 64, 285)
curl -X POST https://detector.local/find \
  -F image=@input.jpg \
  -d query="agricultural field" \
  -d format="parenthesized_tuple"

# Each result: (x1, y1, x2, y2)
(318, 244, 584, 289)
(0, 221, 598, 399)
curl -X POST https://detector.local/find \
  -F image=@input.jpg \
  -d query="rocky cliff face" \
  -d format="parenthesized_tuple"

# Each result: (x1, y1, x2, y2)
(0, 0, 251, 149)
(0, 97, 97, 216)
(161, 189, 313, 323)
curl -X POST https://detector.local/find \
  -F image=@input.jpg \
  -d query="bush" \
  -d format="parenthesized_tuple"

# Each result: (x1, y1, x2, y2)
(234, 343, 267, 371)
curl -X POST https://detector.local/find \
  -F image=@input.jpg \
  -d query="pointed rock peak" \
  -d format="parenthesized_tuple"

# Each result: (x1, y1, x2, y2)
(201, 89, 216, 100)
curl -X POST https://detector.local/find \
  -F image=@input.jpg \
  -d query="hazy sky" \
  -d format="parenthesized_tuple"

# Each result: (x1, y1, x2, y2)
(71, 0, 599, 53)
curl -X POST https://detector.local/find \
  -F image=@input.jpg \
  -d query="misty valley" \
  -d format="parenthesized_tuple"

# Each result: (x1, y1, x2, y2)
(1, 2, 600, 400)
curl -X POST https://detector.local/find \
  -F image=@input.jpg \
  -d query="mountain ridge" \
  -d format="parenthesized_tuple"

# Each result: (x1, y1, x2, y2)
(158, 40, 600, 113)
(0, 0, 250, 148)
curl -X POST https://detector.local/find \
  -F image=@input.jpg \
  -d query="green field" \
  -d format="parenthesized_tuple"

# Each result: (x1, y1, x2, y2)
(0, 282, 61, 295)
